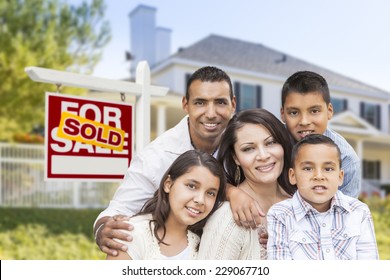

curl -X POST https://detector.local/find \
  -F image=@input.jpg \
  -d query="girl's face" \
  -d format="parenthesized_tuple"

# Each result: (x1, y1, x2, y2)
(233, 123, 284, 186)
(164, 165, 220, 228)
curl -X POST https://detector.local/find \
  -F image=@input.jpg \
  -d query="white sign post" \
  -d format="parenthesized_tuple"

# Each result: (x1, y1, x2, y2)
(25, 61, 168, 153)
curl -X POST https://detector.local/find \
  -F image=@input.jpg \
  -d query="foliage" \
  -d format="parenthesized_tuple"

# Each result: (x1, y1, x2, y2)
(0, 207, 106, 260)
(0, 198, 389, 259)
(0, 0, 111, 142)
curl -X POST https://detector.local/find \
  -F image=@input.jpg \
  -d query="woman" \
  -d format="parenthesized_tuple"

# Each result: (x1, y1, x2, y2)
(197, 108, 296, 259)
(107, 150, 226, 260)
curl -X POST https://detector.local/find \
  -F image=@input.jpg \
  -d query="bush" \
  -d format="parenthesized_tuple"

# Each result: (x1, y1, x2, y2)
(0, 208, 105, 260)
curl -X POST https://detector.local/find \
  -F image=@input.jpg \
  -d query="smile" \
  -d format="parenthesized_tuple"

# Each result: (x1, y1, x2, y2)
(255, 163, 275, 172)
(298, 130, 314, 138)
(185, 206, 202, 215)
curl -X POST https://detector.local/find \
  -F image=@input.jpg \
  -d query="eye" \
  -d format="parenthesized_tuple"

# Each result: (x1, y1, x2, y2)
(288, 111, 298, 116)
(303, 167, 312, 171)
(311, 109, 320, 114)
(266, 140, 277, 146)
(216, 100, 228, 105)
(194, 100, 204, 106)
(242, 146, 254, 152)
(324, 167, 334, 172)
(187, 183, 196, 189)
(207, 190, 217, 197)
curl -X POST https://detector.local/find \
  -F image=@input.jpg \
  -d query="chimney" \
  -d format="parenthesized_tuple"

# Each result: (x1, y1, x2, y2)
(128, 5, 171, 76)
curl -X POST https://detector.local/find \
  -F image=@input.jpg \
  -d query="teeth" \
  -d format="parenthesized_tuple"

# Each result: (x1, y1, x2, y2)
(300, 131, 313, 137)
(313, 186, 326, 190)
(204, 123, 217, 128)
(256, 163, 274, 171)
(186, 207, 200, 214)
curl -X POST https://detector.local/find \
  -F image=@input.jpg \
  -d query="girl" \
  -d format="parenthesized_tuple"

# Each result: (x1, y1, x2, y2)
(106, 150, 226, 260)
(197, 108, 296, 259)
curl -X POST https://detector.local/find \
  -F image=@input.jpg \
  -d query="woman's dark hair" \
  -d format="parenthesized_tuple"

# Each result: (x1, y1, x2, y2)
(217, 108, 296, 196)
(138, 150, 226, 245)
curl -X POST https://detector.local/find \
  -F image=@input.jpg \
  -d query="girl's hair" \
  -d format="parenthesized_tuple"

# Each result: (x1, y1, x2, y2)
(138, 149, 226, 244)
(217, 108, 296, 196)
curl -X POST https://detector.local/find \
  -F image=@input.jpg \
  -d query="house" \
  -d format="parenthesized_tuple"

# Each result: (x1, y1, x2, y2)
(124, 5, 390, 196)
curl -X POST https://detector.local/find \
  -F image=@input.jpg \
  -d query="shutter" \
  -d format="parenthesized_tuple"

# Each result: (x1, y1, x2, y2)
(234, 82, 241, 111)
(256, 85, 262, 108)
(360, 102, 365, 118)
(343, 99, 348, 111)
(376, 105, 381, 129)
(376, 161, 381, 180)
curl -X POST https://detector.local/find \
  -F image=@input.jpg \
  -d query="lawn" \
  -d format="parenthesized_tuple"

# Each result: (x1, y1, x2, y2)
(0, 197, 389, 259)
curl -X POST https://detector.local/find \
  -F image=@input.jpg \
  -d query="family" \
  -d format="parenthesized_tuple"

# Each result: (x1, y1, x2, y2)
(95, 66, 379, 260)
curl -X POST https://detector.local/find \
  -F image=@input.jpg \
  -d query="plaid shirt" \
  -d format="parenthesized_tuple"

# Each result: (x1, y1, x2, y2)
(267, 191, 379, 260)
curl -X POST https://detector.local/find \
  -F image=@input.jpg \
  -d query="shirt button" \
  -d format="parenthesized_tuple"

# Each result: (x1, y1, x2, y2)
(322, 223, 326, 227)
(343, 234, 348, 238)
(302, 238, 306, 242)
(326, 249, 330, 253)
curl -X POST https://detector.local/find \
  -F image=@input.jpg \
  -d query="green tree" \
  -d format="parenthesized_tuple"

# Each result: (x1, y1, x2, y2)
(0, 0, 111, 141)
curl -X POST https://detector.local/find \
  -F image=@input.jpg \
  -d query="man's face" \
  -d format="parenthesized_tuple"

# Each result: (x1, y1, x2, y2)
(182, 80, 236, 149)
(281, 92, 333, 142)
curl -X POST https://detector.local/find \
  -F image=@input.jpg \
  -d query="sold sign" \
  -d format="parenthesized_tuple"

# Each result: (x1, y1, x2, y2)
(45, 92, 133, 180)
(57, 112, 125, 151)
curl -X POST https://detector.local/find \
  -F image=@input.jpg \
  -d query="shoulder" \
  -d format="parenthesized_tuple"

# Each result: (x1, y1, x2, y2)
(324, 128, 359, 161)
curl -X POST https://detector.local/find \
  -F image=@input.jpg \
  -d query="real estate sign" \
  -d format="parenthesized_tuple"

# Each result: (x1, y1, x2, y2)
(45, 92, 133, 180)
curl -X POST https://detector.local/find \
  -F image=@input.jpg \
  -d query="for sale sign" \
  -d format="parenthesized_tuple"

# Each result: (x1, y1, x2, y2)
(45, 92, 133, 180)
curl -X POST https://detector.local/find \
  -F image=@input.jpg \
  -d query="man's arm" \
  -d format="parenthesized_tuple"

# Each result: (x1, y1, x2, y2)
(225, 183, 265, 229)
(94, 215, 133, 256)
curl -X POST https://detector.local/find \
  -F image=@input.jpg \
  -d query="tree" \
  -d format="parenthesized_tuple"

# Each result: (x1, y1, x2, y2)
(0, 0, 111, 142)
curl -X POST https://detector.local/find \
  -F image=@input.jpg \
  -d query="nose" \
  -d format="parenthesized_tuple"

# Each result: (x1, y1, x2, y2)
(313, 169, 325, 181)
(204, 103, 217, 119)
(193, 191, 205, 205)
(256, 146, 270, 161)
(299, 113, 311, 126)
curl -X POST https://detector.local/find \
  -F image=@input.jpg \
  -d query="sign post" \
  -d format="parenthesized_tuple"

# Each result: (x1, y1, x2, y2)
(25, 61, 169, 180)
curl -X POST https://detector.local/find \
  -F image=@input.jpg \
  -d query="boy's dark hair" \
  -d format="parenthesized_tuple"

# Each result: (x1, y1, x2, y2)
(291, 134, 342, 168)
(281, 71, 330, 107)
(217, 108, 296, 196)
(138, 149, 226, 245)
(186, 66, 234, 101)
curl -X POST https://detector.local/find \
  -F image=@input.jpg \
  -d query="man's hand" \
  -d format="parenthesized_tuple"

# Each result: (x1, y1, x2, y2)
(95, 215, 134, 257)
(226, 184, 265, 229)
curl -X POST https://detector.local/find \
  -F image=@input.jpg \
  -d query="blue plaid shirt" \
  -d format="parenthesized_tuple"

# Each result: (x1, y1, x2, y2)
(324, 128, 361, 198)
(267, 191, 379, 260)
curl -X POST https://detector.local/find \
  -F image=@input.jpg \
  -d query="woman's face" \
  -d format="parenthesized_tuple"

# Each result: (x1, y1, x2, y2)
(233, 123, 284, 186)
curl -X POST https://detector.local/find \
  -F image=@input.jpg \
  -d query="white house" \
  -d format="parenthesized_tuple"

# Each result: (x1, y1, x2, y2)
(121, 5, 390, 196)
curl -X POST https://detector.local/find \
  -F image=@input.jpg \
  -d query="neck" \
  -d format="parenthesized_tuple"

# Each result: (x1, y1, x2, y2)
(240, 180, 283, 214)
(189, 128, 219, 155)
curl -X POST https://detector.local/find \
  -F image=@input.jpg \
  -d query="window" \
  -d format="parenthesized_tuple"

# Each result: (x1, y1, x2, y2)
(360, 102, 381, 129)
(330, 97, 347, 114)
(234, 82, 262, 111)
(363, 160, 381, 179)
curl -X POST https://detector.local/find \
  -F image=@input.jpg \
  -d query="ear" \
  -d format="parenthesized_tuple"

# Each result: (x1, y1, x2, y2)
(163, 176, 173, 193)
(327, 103, 334, 120)
(231, 96, 237, 113)
(288, 168, 297, 185)
(233, 153, 240, 166)
(338, 169, 344, 187)
(182, 96, 189, 114)
(280, 107, 286, 123)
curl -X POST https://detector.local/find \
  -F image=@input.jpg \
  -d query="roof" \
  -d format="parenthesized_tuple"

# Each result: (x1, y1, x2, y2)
(170, 34, 390, 99)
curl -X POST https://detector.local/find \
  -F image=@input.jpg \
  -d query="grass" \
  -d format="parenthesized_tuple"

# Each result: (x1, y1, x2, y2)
(0, 198, 389, 259)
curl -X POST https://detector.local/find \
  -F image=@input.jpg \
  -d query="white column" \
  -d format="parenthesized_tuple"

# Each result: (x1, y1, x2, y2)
(156, 105, 167, 136)
(356, 139, 363, 159)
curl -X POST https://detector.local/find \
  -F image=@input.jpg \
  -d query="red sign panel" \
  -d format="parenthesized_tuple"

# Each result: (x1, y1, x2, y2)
(45, 92, 133, 180)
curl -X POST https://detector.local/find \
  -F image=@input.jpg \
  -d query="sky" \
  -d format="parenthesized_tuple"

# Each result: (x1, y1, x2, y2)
(77, 0, 390, 93)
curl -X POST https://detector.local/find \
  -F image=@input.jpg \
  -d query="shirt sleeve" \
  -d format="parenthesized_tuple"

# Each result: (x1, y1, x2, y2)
(95, 146, 175, 225)
(267, 207, 292, 260)
(356, 207, 379, 260)
(339, 158, 361, 198)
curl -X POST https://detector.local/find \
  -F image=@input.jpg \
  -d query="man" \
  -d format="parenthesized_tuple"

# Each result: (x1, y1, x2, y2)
(94, 66, 262, 256)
